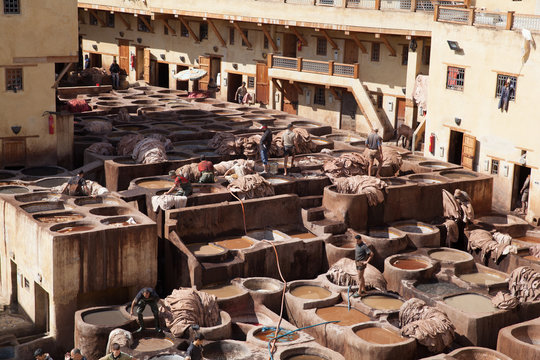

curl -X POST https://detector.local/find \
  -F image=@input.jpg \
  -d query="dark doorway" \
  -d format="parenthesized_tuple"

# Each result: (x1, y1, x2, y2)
(395, 98, 406, 130)
(227, 73, 243, 103)
(34, 283, 49, 333)
(282, 81, 298, 115)
(89, 53, 102, 68)
(157, 62, 169, 88)
(136, 47, 145, 80)
(448, 130, 464, 166)
(283, 34, 297, 58)
(78, 36, 83, 70)
(341, 91, 358, 131)
(512, 165, 531, 211)
(176, 65, 189, 91)
(10, 260, 17, 312)
(343, 39, 358, 64)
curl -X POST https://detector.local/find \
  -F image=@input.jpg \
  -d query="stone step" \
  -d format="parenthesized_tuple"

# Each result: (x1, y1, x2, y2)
(299, 195, 323, 209)
(305, 206, 326, 222)
(308, 218, 347, 235)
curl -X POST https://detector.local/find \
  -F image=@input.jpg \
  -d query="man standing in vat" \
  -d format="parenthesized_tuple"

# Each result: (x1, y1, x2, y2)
(99, 343, 135, 360)
(61, 170, 90, 196)
(366, 128, 384, 178)
(130, 287, 166, 334)
(282, 123, 296, 176)
(198, 155, 215, 183)
(352, 235, 373, 298)
(259, 125, 273, 174)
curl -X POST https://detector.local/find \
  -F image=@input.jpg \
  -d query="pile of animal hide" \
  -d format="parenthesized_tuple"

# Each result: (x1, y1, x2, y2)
(467, 230, 516, 263)
(85, 180, 109, 196)
(443, 219, 459, 247)
(84, 120, 112, 134)
(214, 159, 255, 177)
(175, 163, 201, 182)
(530, 245, 540, 259)
(491, 291, 519, 310)
(80, 67, 108, 85)
(146, 133, 173, 151)
(160, 288, 220, 338)
(323, 152, 368, 178)
(380, 147, 403, 175)
(116, 108, 131, 122)
(132, 137, 168, 164)
(151, 195, 187, 212)
(326, 258, 386, 291)
(442, 189, 474, 222)
(295, 155, 329, 168)
(399, 298, 455, 353)
(86, 142, 115, 156)
(509, 266, 540, 303)
(273, 128, 314, 156)
(227, 174, 275, 199)
(208, 133, 240, 156)
(239, 134, 263, 158)
(333, 176, 387, 206)
(67, 98, 91, 113)
(105, 329, 133, 355)
(117, 134, 144, 156)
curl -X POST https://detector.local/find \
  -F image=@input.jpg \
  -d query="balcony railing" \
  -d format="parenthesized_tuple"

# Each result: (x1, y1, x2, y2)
(269, 54, 359, 78)
(257, 0, 469, 12)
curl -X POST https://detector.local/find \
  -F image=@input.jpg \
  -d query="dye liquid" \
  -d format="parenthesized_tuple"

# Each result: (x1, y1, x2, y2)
(137, 180, 174, 189)
(392, 259, 428, 270)
(83, 310, 127, 326)
(201, 284, 243, 298)
(214, 237, 254, 249)
(254, 328, 299, 343)
(361, 295, 404, 310)
(355, 327, 405, 344)
(290, 286, 331, 300)
(444, 294, 498, 313)
(429, 250, 468, 262)
(315, 306, 370, 326)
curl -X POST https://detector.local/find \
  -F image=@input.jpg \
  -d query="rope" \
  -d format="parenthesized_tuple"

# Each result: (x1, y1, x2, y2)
(347, 286, 351, 311)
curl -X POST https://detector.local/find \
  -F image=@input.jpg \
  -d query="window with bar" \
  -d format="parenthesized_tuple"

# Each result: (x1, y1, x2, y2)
(401, 45, 408, 66)
(247, 76, 255, 88)
(242, 30, 249, 47)
(89, 12, 98, 26)
(137, 16, 151, 32)
(3, 0, 19, 14)
(446, 66, 465, 91)
(229, 28, 234, 45)
(371, 43, 380, 62)
(495, 74, 517, 100)
(316, 38, 327, 56)
(199, 23, 208, 40)
(181, 23, 189, 37)
(491, 159, 499, 175)
(314, 87, 325, 106)
(107, 12, 115, 28)
(5, 68, 23, 91)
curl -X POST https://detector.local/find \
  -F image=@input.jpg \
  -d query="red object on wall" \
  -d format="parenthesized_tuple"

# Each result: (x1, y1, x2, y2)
(48, 114, 54, 134)
(429, 133, 435, 154)
(297, 40, 302, 52)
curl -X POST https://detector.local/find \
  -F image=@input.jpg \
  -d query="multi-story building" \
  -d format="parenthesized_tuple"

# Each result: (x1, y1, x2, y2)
(0, 0, 78, 167)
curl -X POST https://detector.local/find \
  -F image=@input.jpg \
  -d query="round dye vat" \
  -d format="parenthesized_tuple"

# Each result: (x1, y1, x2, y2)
(214, 237, 254, 250)
(511, 324, 540, 345)
(290, 285, 331, 300)
(355, 327, 406, 344)
(312, 139, 330, 145)
(83, 309, 127, 326)
(202, 341, 251, 360)
(201, 284, 243, 299)
(391, 258, 429, 270)
(254, 328, 299, 343)
(133, 337, 173, 352)
(35, 177, 71, 188)
(315, 306, 370, 326)
(444, 294, 498, 313)
(361, 295, 404, 311)
(21, 166, 65, 176)
(137, 179, 174, 189)
(56, 225, 95, 233)
(458, 272, 505, 285)
(287, 356, 326, 360)
(90, 207, 131, 216)
(368, 229, 400, 239)
(415, 282, 464, 297)
(0, 186, 29, 194)
(243, 278, 282, 292)
(36, 213, 84, 223)
(418, 161, 452, 169)
(187, 242, 225, 256)
(429, 250, 469, 262)
(441, 171, 478, 179)
(287, 231, 317, 239)
(395, 223, 435, 234)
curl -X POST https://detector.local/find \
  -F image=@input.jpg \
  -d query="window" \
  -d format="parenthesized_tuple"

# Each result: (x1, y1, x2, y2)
(247, 76, 255, 88)
(491, 159, 499, 175)
(199, 23, 208, 40)
(495, 74, 517, 101)
(181, 23, 189, 37)
(242, 30, 249, 47)
(5, 68, 22, 91)
(314, 87, 325, 106)
(263, 36, 269, 50)
(316, 38, 327, 56)
(229, 28, 234, 45)
(422, 45, 431, 65)
(371, 43, 380, 62)
(89, 12, 98, 26)
(137, 16, 151, 32)
(446, 66, 465, 91)
(401, 45, 408, 66)
(3, 0, 19, 14)
(107, 12, 115, 28)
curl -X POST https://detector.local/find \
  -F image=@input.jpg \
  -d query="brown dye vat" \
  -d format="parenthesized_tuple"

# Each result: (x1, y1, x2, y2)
(0, 186, 29, 194)
(201, 284, 243, 298)
(137, 180, 174, 189)
(429, 250, 468, 262)
(523, 255, 540, 262)
(441, 171, 478, 179)
(57, 225, 95, 233)
(512, 324, 540, 345)
(458, 272, 505, 285)
(254, 328, 299, 343)
(315, 306, 370, 326)
(444, 294, 498, 313)
(290, 285, 331, 300)
(187, 242, 224, 256)
(287, 231, 318, 239)
(36, 213, 84, 223)
(355, 327, 406, 344)
(83, 310, 127, 326)
(515, 236, 540, 244)
(214, 237, 254, 250)
(133, 337, 173, 352)
(287, 356, 326, 360)
(392, 259, 428, 270)
(361, 295, 404, 310)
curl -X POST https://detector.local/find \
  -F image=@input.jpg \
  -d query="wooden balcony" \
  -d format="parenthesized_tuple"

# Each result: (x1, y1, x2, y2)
(268, 54, 359, 78)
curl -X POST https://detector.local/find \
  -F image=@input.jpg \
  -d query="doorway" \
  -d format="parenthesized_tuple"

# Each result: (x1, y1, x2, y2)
(227, 73, 243, 102)
(136, 47, 145, 80)
(343, 40, 358, 64)
(10, 260, 17, 312)
(282, 81, 298, 115)
(118, 39, 130, 75)
(256, 62, 269, 105)
(395, 98, 406, 130)
(512, 165, 531, 211)
(176, 65, 189, 91)
(157, 62, 169, 88)
(448, 130, 463, 166)
(34, 283, 49, 333)
(283, 34, 297, 58)
(89, 53, 102, 68)
(341, 91, 358, 131)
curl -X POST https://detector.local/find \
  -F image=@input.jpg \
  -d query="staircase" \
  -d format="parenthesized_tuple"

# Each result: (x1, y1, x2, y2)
(299, 196, 347, 236)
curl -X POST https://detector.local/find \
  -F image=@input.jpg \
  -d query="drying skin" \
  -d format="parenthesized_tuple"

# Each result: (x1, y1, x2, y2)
(132, 137, 168, 164)
(509, 266, 540, 303)
(213, 159, 256, 176)
(323, 152, 369, 178)
(442, 188, 474, 223)
(379, 147, 403, 175)
(273, 127, 314, 155)
(491, 291, 519, 310)
(227, 174, 275, 199)
(467, 229, 515, 262)
(84, 119, 113, 134)
(175, 163, 201, 182)
(326, 257, 387, 291)
(86, 142, 115, 156)
(105, 329, 133, 354)
(117, 134, 144, 156)
(530, 245, 540, 258)
(333, 175, 388, 206)
(209, 132, 240, 156)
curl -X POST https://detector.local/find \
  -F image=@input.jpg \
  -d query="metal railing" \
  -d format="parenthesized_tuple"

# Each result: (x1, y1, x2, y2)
(269, 54, 358, 78)
(380, 0, 411, 11)
(272, 56, 298, 69)
(257, 0, 470, 11)
(473, 11, 507, 29)
(346, 0, 376, 9)
(513, 14, 540, 31)
(436, 6, 470, 24)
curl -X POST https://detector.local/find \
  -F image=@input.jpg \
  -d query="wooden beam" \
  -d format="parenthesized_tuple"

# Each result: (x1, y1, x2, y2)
(161, 18, 176, 35)
(117, 13, 132, 30)
(272, 78, 283, 93)
(207, 19, 226, 47)
(320, 29, 339, 50)
(379, 34, 396, 56)
(52, 63, 74, 89)
(89, 9, 107, 27)
(13, 55, 79, 64)
(292, 82, 303, 95)
(329, 87, 341, 101)
(290, 27, 307, 46)
(232, 22, 252, 49)
(139, 15, 154, 33)
(179, 17, 200, 42)
(260, 24, 278, 52)
(350, 33, 367, 54)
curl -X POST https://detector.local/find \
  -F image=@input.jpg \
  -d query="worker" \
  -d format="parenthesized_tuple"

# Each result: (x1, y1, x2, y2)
(259, 125, 273, 174)
(185, 325, 203, 360)
(282, 123, 296, 176)
(366, 128, 384, 178)
(235, 82, 247, 104)
(65, 348, 87, 360)
(109, 58, 121, 90)
(520, 174, 531, 214)
(166, 170, 193, 196)
(99, 343, 136, 360)
(130, 287, 165, 334)
(34, 349, 54, 360)
(352, 235, 373, 298)
(62, 170, 89, 196)
(198, 155, 215, 183)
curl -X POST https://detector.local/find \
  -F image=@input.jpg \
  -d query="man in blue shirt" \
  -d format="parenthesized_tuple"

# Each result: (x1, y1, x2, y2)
(130, 287, 165, 334)
(352, 235, 373, 298)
